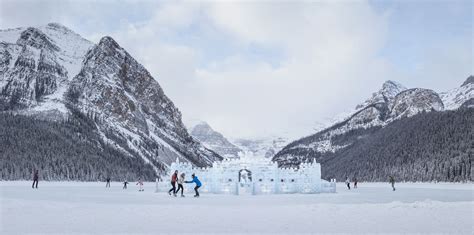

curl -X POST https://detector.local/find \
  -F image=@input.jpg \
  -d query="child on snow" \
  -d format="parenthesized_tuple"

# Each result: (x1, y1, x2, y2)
(136, 178, 144, 191)
(345, 177, 350, 190)
(123, 181, 128, 189)
(185, 173, 202, 197)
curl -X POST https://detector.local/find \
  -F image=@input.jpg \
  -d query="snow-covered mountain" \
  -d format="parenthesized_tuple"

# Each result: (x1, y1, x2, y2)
(190, 122, 242, 158)
(273, 77, 472, 167)
(233, 136, 288, 158)
(0, 23, 221, 177)
(186, 119, 289, 159)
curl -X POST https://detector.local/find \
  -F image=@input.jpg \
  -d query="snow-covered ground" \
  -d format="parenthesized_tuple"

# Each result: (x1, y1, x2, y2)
(1, 181, 472, 234)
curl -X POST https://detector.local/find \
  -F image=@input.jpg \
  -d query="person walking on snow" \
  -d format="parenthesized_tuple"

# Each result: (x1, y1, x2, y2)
(169, 170, 178, 196)
(32, 170, 39, 189)
(389, 176, 396, 191)
(176, 173, 185, 197)
(106, 177, 111, 188)
(123, 181, 128, 189)
(185, 173, 202, 197)
(136, 178, 144, 191)
(345, 177, 351, 190)
(353, 177, 358, 189)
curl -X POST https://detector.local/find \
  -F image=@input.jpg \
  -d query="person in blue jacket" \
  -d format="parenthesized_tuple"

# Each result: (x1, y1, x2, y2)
(185, 173, 202, 197)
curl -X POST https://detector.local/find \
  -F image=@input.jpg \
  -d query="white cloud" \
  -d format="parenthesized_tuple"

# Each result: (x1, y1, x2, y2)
(186, 1, 392, 139)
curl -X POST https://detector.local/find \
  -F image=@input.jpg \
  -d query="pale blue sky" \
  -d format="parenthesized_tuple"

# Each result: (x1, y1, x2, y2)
(372, 0, 472, 86)
(0, 0, 472, 139)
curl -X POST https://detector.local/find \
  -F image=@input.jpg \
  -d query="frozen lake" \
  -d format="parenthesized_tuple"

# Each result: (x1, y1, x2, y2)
(1, 181, 473, 234)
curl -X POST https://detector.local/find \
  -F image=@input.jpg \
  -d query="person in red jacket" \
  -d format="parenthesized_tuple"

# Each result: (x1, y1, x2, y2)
(168, 170, 178, 196)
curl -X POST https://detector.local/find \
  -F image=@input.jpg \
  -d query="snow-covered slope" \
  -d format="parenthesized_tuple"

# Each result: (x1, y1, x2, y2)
(0, 23, 221, 175)
(190, 122, 242, 158)
(440, 76, 473, 110)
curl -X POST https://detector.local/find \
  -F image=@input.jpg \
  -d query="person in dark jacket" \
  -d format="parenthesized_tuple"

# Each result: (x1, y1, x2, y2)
(106, 177, 111, 188)
(353, 178, 358, 189)
(32, 170, 39, 189)
(123, 181, 128, 189)
(185, 173, 202, 197)
(389, 176, 396, 191)
(169, 170, 178, 196)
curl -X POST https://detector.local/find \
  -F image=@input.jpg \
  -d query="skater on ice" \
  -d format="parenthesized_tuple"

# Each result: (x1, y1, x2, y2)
(176, 173, 185, 197)
(169, 170, 178, 196)
(123, 181, 128, 189)
(185, 173, 202, 197)
(32, 170, 39, 189)
(353, 178, 358, 189)
(105, 177, 111, 188)
(345, 177, 351, 190)
(137, 178, 144, 191)
(389, 176, 396, 191)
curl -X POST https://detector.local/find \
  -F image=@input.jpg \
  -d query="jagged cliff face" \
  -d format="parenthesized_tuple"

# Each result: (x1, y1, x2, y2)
(355, 80, 406, 110)
(273, 78, 471, 167)
(190, 122, 242, 158)
(0, 23, 92, 116)
(389, 88, 443, 119)
(0, 23, 221, 175)
(0, 27, 67, 109)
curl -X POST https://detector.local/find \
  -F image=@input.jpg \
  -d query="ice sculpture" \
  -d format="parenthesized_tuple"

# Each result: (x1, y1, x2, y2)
(156, 156, 336, 195)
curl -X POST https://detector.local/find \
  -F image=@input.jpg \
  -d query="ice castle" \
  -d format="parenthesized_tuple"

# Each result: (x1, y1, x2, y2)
(156, 156, 336, 195)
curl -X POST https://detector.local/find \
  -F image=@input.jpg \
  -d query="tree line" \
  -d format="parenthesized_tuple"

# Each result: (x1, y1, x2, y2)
(0, 111, 157, 181)
(276, 108, 473, 182)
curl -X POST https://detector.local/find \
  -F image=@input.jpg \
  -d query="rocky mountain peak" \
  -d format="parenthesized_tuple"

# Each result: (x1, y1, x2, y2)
(17, 27, 59, 51)
(98, 36, 121, 50)
(190, 122, 242, 158)
(461, 75, 473, 87)
(66, 30, 221, 169)
(79, 35, 134, 84)
(46, 23, 74, 33)
(381, 80, 406, 99)
(355, 80, 406, 110)
(191, 122, 214, 135)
